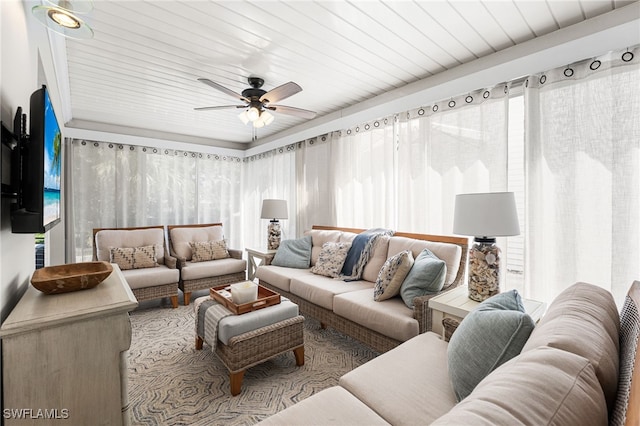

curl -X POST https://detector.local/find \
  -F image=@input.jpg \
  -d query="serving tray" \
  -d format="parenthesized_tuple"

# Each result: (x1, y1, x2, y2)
(210, 283, 281, 315)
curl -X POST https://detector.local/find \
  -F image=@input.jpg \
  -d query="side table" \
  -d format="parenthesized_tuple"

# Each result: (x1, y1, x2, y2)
(246, 247, 277, 281)
(429, 286, 547, 340)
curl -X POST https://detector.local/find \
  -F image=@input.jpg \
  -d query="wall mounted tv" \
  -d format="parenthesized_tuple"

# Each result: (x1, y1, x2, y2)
(11, 85, 62, 233)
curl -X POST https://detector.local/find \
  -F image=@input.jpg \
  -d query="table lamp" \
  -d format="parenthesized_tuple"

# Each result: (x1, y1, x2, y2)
(261, 199, 288, 250)
(453, 192, 520, 302)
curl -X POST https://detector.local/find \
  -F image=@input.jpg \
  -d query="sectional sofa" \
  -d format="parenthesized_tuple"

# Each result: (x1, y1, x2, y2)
(256, 225, 469, 353)
(258, 281, 640, 425)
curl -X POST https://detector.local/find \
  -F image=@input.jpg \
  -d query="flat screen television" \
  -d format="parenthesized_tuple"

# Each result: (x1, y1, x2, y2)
(11, 85, 62, 233)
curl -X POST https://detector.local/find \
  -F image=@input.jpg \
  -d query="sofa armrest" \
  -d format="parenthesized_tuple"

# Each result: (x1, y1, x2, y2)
(228, 249, 243, 260)
(165, 255, 178, 269)
(413, 282, 462, 334)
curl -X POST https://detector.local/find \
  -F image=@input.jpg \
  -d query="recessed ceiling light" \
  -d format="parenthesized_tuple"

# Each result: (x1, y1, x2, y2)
(32, 1, 94, 40)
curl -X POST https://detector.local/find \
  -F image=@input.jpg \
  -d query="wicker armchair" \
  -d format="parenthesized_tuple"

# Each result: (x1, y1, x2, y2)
(93, 225, 180, 308)
(167, 223, 247, 305)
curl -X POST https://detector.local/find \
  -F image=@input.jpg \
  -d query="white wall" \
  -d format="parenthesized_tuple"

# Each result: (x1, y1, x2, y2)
(0, 0, 65, 321)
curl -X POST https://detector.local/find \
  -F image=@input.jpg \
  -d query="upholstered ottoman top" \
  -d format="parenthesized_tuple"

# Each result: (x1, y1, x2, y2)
(194, 296, 299, 345)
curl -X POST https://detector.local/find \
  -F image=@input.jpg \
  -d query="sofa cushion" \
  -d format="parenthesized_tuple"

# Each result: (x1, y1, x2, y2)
(339, 332, 457, 425)
(305, 230, 342, 266)
(448, 290, 535, 401)
(310, 242, 351, 278)
(255, 265, 314, 292)
(400, 248, 447, 308)
(190, 240, 229, 262)
(387, 237, 461, 286)
(121, 265, 179, 290)
(256, 386, 391, 426)
(432, 347, 608, 426)
(374, 250, 414, 301)
(290, 276, 372, 311)
(271, 235, 312, 269)
(361, 235, 391, 282)
(180, 258, 246, 281)
(110, 245, 157, 270)
(95, 228, 166, 265)
(170, 225, 224, 260)
(521, 282, 620, 412)
(333, 289, 418, 341)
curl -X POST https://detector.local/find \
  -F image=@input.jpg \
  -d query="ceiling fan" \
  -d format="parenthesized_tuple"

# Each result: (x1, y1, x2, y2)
(195, 76, 317, 128)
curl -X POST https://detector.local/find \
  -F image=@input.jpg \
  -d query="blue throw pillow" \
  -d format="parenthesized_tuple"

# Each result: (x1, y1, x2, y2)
(271, 235, 312, 269)
(447, 290, 536, 401)
(399, 248, 446, 308)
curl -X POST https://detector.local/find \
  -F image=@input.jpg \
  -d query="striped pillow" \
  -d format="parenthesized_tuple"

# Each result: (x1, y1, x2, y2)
(110, 245, 158, 270)
(190, 240, 230, 262)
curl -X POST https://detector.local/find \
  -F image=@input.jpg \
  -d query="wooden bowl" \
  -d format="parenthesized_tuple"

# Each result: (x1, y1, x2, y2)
(31, 261, 113, 295)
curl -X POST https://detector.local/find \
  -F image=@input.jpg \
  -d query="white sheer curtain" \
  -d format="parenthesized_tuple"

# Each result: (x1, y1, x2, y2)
(524, 46, 640, 307)
(242, 145, 297, 250)
(69, 140, 243, 262)
(295, 135, 336, 232)
(397, 86, 510, 235)
(330, 117, 397, 229)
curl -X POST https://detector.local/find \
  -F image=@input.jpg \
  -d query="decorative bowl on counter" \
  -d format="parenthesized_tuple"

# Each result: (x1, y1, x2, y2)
(31, 261, 113, 294)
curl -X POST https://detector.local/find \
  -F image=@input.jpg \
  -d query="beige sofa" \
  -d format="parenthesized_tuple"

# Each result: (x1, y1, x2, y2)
(256, 225, 469, 353)
(167, 223, 247, 305)
(93, 225, 180, 308)
(258, 281, 640, 425)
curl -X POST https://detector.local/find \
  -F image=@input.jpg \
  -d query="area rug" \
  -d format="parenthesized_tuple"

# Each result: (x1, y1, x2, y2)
(127, 302, 380, 425)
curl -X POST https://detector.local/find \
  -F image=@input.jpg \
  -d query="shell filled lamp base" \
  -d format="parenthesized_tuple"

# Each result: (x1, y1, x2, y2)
(468, 238, 501, 302)
(31, 261, 113, 294)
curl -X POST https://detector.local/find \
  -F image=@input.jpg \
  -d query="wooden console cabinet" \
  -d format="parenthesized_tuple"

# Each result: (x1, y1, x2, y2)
(0, 265, 138, 425)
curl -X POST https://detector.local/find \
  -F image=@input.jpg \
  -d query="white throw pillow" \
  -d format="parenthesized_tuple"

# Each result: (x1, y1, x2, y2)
(374, 250, 414, 301)
(310, 242, 352, 278)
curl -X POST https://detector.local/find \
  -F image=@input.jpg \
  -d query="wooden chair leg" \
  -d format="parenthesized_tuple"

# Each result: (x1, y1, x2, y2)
(294, 346, 305, 366)
(183, 292, 191, 306)
(230, 370, 245, 396)
(170, 295, 179, 308)
(195, 336, 203, 350)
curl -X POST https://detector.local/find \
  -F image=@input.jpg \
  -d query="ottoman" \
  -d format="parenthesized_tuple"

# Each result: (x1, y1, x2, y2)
(194, 295, 305, 396)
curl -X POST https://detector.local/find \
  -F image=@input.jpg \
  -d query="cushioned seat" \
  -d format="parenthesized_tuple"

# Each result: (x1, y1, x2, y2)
(120, 265, 179, 290)
(333, 289, 418, 341)
(254, 265, 315, 292)
(339, 331, 457, 425)
(289, 276, 372, 311)
(257, 386, 391, 426)
(180, 257, 246, 281)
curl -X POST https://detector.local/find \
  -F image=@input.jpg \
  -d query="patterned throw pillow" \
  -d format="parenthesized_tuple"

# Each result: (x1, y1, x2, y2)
(190, 240, 230, 262)
(310, 242, 352, 278)
(110, 245, 158, 270)
(374, 250, 415, 301)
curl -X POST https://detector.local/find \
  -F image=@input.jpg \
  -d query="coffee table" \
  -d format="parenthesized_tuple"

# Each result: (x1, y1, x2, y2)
(194, 295, 305, 396)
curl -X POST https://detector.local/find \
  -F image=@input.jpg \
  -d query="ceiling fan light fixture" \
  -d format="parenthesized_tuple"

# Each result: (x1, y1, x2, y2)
(261, 110, 274, 126)
(32, 1, 94, 39)
(238, 110, 250, 125)
(247, 106, 261, 122)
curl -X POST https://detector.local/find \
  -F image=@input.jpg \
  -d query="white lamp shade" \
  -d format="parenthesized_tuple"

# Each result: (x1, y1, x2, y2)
(261, 199, 288, 220)
(453, 192, 520, 237)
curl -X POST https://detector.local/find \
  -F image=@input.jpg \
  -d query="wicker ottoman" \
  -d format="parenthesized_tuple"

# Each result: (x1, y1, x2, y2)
(194, 296, 305, 396)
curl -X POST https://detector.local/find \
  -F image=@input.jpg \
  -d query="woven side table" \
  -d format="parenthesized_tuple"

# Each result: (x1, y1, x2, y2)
(195, 297, 305, 396)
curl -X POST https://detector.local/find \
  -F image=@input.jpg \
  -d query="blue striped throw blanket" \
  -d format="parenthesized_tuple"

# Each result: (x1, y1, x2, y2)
(340, 228, 395, 281)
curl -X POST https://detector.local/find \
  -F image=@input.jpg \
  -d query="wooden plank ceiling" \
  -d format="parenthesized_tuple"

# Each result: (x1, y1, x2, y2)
(62, 0, 633, 146)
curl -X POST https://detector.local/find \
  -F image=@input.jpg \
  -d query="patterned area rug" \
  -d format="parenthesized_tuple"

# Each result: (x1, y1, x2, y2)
(127, 301, 379, 425)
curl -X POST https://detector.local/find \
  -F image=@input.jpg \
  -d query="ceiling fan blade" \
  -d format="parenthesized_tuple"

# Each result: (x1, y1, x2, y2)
(194, 105, 246, 111)
(259, 81, 302, 104)
(268, 104, 317, 119)
(197, 78, 249, 103)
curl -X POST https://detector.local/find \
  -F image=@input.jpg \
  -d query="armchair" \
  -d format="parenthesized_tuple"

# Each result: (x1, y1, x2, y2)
(93, 225, 180, 308)
(167, 223, 247, 305)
